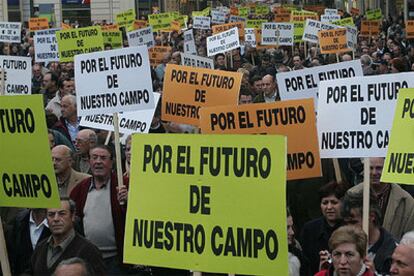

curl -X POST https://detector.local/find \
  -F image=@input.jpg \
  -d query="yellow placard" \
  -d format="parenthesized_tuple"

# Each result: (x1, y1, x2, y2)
(102, 30, 123, 49)
(192, 7, 211, 17)
(406, 20, 414, 39)
(246, 19, 267, 29)
(332, 17, 355, 27)
(148, 13, 174, 32)
(360, 20, 380, 37)
(56, 26, 104, 62)
(61, 22, 71, 29)
(255, 5, 269, 15)
(382, 89, 414, 185)
(293, 21, 304, 42)
(101, 24, 120, 31)
(238, 7, 250, 18)
(318, 28, 350, 54)
(124, 134, 288, 275)
(366, 8, 382, 20)
(212, 22, 245, 41)
(199, 99, 322, 180)
(148, 46, 172, 67)
(116, 9, 136, 27)
(29, 17, 49, 31)
(290, 10, 318, 22)
(161, 64, 242, 126)
(0, 95, 60, 208)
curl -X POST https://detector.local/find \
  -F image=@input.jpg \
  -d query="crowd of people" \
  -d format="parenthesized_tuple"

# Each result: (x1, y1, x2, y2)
(1, 4, 414, 276)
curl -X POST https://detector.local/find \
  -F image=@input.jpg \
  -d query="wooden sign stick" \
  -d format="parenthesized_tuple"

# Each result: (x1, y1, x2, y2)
(362, 158, 370, 237)
(113, 113, 125, 192)
(104, 131, 112, 145)
(333, 158, 342, 182)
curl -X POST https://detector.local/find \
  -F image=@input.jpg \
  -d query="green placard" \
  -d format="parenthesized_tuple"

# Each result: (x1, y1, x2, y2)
(116, 9, 136, 27)
(238, 7, 250, 18)
(124, 134, 288, 275)
(382, 89, 414, 185)
(102, 30, 123, 49)
(149, 13, 174, 32)
(332, 17, 355, 27)
(366, 8, 382, 20)
(246, 19, 267, 29)
(56, 26, 104, 62)
(294, 21, 304, 42)
(255, 5, 269, 15)
(0, 95, 60, 208)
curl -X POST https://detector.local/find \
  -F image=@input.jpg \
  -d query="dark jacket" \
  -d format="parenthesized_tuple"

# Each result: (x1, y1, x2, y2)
(52, 117, 71, 144)
(70, 173, 128, 260)
(370, 227, 397, 274)
(300, 217, 342, 274)
(9, 209, 51, 275)
(30, 233, 105, 275)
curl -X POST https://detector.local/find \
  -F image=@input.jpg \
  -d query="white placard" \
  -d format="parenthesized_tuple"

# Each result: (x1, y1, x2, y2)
(211, 10, 226, 24)
(0, 22, 21, 43)
(184, 29, 197, 55)
(245, 28, 256, 47)
(193, 16, 211, 30)
(34, 31, 60, 63)
(324, 8, 338, 15)
(317, 72, 414, 158)
(74, 46, 155, 116)
(181, 53, 214, 69)
(0, 55, 32, 95)
(302, 19, 337, 44)
(127, 26, 154, 49)
(80, 93, 160, 134)
(321, 14, 341, 23)
(229, 16, 246, 23)
(207, 27, 240, 57)
(261, 22, 293, 46)
(346, 26, 358, 50)
(277, 60, 363, 107)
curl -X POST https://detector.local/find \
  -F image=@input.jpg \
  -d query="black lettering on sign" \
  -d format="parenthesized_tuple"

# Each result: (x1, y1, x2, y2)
(2, 173, 51, 198)
(402, 98, 414, 118)
(189, 185, 211, 215)
(388, 152, 414, 174)
(321, 131, 373, 149)
(142, 144, 172, 173)
(0, 108, 35, 133)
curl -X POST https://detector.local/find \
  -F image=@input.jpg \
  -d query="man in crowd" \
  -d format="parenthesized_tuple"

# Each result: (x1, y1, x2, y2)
(30, 198, 105, 275)
(73, 129, 98, 174)
(52, 145, 90, 197)
(42, 72, 59, 106)
(390, 231, 414, 275)
(70, 145, 128, 274)
(348, 157, 414, 239)
(46, 78, 74, 119)
(53, 257, 93, 276)
(53, 95, 80, 146)
(254, 74, 280, 103)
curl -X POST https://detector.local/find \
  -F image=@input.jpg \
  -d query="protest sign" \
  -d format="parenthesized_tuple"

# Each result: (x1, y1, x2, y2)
(302, 19, 337, 44)
(34, 28, 59, 63)
(130, 20, 148, 31)
(102, 30, 123, 49)
(127, 26, 154, 49)
(360, 20, 380, 37)
(229, 16, 247, 24)
(293, 21, 304, 42)
(29, 18, 49, 31)
(246, 20, 267, 29)
(207, 27, 240, 57)
(332, 17, 355, 27)
(317, 72, 414, 158)
(183, 29, 197, 55)
(161, 64, 242, 125)
(277, 60, 363, 106)
(0, 69, 4, 94)
(245, 28, 256, 47)
(381, 89, 414, 184)
(346, 26, 358, 50)
(290, 10, 318, 22)
(56, 26, 104, 62)
(366, 8, 382, 20)
(318, 28, 350, 54)
(101, 24, 120, 31)
(211, 10, 226, 24)
(261, 23, 293, 46)
(148, 13, 173, 32)
(0, 56, 32, 95)
(148, 46, 172, 66)
(74, 46, 155, 116)
(406, 20, 414, 39)
(254, 29, 273, 49)
(193, 16, 211, 30)
(124, 134, 288, 275)
(274, 11, 291, 22)
(324, 8, 338, 15)
(255, 5, 269, 15)
(238, 7, 250, 17)
(61, 23, 71, 29)
(116, 9, 136, 28)
(200, 98, 321, 180)
(212, 22, 245, 40)
(80, 93, 160, 134)
(181, 53, 214, 69)
(0, 95, 60, 208)
(321, 14, 341, 23)
(192, 7, 210, 17)
(0, 22, 21, 43)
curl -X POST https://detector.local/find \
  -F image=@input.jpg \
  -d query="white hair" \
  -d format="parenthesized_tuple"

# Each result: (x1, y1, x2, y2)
(400, 231, 414, 247)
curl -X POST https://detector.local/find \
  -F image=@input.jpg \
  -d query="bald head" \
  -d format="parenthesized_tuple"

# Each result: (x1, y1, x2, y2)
(61, 95, 77, 120)
(75, 129, 97, 155)
(52, 145, 73, 176)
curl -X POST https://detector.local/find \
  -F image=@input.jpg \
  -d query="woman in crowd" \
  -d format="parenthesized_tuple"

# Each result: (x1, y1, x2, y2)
(287, 208, 309, 275)
(301, 181, 348, 274)
(316, 225, 374, 276)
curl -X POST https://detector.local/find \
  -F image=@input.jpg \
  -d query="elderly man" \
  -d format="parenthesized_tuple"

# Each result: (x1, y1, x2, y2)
(390, 231, 414, 275)
(52, 145, 90, 197)
(70, 145, 128, 274)
(46, 78, 75, 119)
(254, 74, 280, 103)
(53, 95, 80, 146)
(42, 72, 59, 106)
(348, 157, 414, 239)
(30, 198, 105, 275)
(73, 129, 98, 174)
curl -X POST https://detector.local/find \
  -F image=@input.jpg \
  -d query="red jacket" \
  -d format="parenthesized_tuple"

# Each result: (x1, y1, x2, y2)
(70, 172, 129, 260)
(315, 268, 374, 276)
